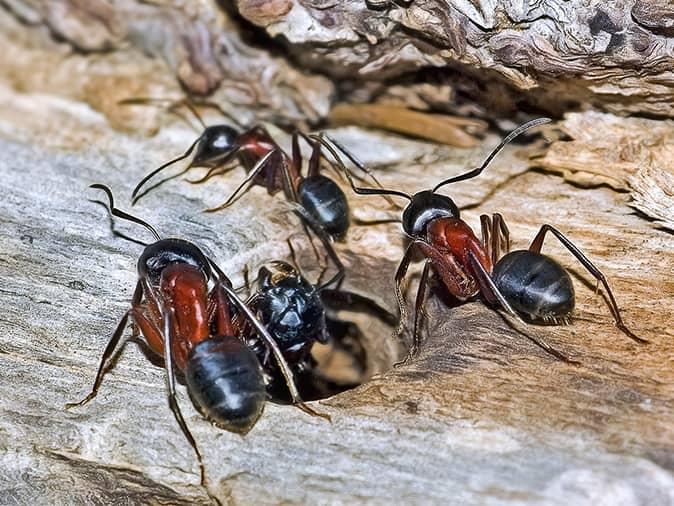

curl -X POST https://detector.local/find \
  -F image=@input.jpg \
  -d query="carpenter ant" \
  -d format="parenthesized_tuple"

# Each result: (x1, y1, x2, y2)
(231, 237, 396, 401)
(66, 184, 327, 487)
(311, 118, 647, 364)
(125, 97, 394, 287)
(238, 239, 396, 397)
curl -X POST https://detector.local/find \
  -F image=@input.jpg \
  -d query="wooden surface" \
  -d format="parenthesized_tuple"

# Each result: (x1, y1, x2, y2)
(0, 84, 673, 504)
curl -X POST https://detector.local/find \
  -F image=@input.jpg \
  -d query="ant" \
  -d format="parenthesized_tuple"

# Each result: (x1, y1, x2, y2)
(125, 97, 394, 287)
(238, 241, 397, 401)
(66, 184, 327, 487)
(311, 118, 647, 364)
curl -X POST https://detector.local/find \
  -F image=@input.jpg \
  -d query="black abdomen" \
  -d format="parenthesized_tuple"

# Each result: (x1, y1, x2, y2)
(298, 175, 349, 239)
(493, 250, 575, 321)
(185, 337, 266, 434)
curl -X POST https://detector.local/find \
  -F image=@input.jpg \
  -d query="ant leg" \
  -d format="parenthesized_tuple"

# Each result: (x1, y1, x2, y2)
(320, 289, 398, 327)
(319, 134, 401, 208)
(393, 242, 419, 339)
(397, 260, 431, 365)
(162, 307, 207, 486)
(529, 225, 647, 344)
(203, 150, 277, 212)
(186, 153, 240, 184)
(466, 252, 579, 364)
(480, 214, 493, 264)
(217, 282, 331, 422)
(66, 281, 144, 408)
(308, 135, 412, 201)
(184, 97, 245, 128)
(492, 213, 510, 263)
(293, 206, 344, 290)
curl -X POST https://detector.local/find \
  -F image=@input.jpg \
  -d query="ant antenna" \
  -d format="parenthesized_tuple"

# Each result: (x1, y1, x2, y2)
(432, 117, 551, 193)
(90, 184, 161, 241)
(309, 135, 413, 201)
(131, 137, 201, 201)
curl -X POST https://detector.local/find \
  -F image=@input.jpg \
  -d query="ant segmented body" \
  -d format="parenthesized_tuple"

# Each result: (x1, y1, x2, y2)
(238, 244, 397, 402)
(67, 184, 327, 487)
(125, 98, 396, 289)
(312, 118, 647, 364)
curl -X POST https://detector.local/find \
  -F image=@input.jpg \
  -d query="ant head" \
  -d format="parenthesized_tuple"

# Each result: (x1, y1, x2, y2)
(258, 261, 303, 290)
(192, 125, 241, 167)
(138, 238, 212, 287)
(402, 191, 460, 237)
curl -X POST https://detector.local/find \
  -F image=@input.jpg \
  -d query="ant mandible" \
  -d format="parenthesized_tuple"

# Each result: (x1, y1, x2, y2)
(311, 118, 647, 364)
(66, 184, 327, 487)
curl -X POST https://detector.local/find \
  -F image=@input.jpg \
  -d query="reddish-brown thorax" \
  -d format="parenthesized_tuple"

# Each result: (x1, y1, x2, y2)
(237, 127, 293, 195)
(422, 217, 492, 300)
(159, 263, 210, 370)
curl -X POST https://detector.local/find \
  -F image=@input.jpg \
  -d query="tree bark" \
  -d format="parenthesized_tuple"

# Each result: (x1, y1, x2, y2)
(0, 2, 673, 505)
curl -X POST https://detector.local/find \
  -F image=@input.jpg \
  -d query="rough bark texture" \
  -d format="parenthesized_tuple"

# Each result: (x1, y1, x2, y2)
(1, 2, 673, 505)
(535, 112, 674, 232)
(235, 0, 674, 118)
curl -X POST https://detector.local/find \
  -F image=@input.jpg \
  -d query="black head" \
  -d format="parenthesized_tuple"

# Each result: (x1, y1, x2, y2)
(138, 238, 212, 286)
(256, 262, 327, 361)
(402, 191, 460, 237)
(192, 124, 241, 167)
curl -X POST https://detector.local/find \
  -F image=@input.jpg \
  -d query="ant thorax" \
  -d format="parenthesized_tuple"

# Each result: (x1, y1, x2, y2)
(402, 191, 460, 237)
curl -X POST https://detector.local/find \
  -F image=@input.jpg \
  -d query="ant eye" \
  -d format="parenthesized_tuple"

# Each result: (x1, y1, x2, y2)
(138, 238, 211, 285)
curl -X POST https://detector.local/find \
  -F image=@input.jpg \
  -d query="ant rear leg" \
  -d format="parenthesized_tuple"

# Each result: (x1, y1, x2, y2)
(528, 225, 647, 344)
(308, 134, 411, 203)
(162, 308, 207, 487)
(293, 206, 345, 290)
(467, 252, 579, 364)
(320, 134, 397, 202)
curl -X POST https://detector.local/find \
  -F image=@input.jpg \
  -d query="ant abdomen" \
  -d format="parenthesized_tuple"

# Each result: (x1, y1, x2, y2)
(492, 250, 575, 322)
(298, 175, 350, 240)
(185, 336, 266, 434)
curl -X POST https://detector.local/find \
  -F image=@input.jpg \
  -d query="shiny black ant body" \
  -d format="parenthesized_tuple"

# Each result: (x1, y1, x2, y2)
(239, 247, 397, 402)
(312, 118, 647, 364)
(67, 184, 326, 487)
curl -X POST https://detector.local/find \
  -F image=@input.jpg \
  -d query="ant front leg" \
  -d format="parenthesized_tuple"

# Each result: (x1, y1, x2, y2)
(396, 260, 431, 366)
(466, 252, 579, 364)
(203, 149, 277, 213)
(66, 281, 144, 408)
(528, 225, 647, 344)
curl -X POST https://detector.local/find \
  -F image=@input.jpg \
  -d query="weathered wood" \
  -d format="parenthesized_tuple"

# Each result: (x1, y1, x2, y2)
(235, 0, 674, 118)
(535, 112, 674, 232)
(0, 82, 672, 504)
